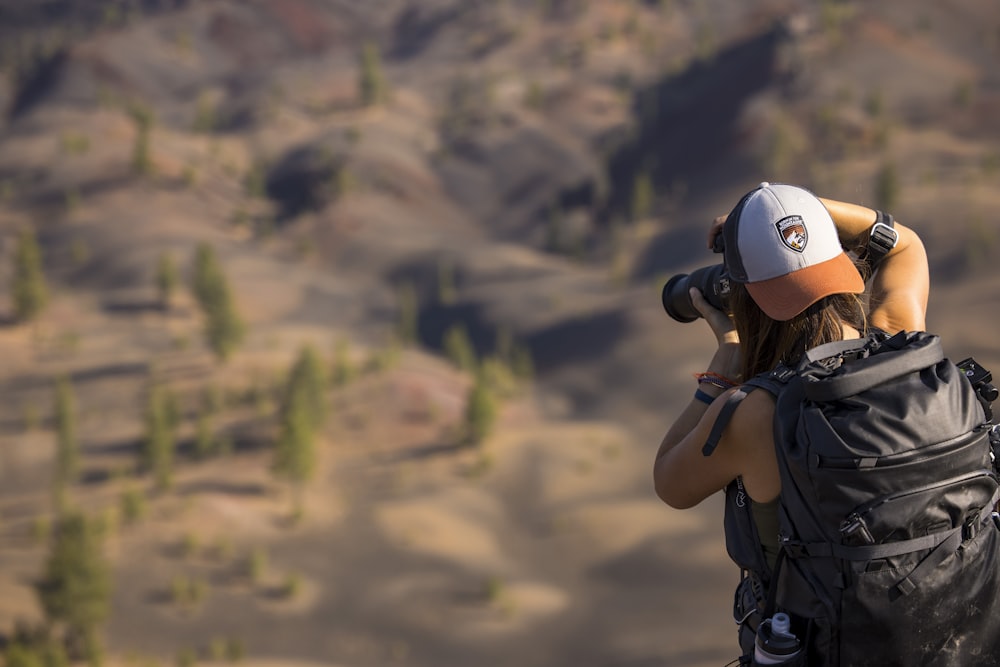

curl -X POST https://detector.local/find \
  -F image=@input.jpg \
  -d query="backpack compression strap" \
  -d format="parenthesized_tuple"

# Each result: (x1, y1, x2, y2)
(703, 339, 916, 456)
(781, 486, 1000, 598)
(798, 332, 944, 402)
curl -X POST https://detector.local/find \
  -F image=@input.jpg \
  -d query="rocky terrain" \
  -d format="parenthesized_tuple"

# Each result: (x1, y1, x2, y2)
(0, 1, 998, 666)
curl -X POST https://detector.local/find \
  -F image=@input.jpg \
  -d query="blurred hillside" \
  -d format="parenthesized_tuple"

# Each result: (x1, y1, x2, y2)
(0, 1, 998, 666)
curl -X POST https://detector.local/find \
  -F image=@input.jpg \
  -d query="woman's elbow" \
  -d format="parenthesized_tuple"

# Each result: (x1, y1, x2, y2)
(654, 473, 698, 510)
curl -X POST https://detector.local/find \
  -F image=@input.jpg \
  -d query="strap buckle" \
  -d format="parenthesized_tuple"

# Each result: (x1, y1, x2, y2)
(866, 216, 899, 268)
(963, 514, 981, 542)
(769, 366, 796, 383)
(780, 540, 808, 559)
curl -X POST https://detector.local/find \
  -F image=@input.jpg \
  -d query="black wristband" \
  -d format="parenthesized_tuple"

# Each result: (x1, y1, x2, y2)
(694, 388, 716, 405)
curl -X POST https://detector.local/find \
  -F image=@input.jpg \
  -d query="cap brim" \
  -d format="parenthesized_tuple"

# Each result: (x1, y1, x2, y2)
(746, 252, 865, 321)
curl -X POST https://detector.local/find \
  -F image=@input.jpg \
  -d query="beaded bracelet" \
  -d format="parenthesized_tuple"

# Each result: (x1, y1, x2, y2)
(694, 371, 738, 390)
(693, 388, 716, 405)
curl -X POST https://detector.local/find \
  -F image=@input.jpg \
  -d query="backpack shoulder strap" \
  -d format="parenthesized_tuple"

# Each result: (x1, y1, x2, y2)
(702, 368, 794, 457)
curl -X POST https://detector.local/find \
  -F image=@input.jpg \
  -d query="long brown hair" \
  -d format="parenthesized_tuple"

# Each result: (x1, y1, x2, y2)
(730, 284, 867, 381)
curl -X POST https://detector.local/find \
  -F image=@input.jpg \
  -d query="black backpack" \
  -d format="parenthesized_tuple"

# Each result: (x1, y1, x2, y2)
(710, 330, 1000, 666)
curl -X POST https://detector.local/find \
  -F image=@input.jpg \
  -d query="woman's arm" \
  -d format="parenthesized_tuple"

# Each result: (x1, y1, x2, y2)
(819, 198, 929, 334)
(654, 385, 778, 508)
(653, 290, 779, 508)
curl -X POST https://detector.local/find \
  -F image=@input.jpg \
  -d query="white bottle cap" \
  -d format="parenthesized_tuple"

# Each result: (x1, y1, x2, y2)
(771, 612, 791, 637)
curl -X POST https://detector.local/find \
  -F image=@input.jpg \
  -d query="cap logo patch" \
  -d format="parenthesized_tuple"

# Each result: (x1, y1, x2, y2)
(775, 215, 807, 253)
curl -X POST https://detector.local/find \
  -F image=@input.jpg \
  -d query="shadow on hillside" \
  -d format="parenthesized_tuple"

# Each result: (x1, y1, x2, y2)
(633, 222, 726, 280)
(70, 361, 150, 383)
(174, 479, 270, 497)
(391, 5, 463, 59)
(598, 23, 791, 226)
(102, 299, 168, 315)
(386, 251, 639, 379)
(415, 299, 630, 377)
(375, 439, 469, 464)
(525, 309, 630, 374)
(8, 51, 68, 119)
(416, 301, 497, 358)
(80, 429, 273, 482)
(0, 363, 149, 413)
(0, 313, 22, 328)
(378, 25, 795, 388)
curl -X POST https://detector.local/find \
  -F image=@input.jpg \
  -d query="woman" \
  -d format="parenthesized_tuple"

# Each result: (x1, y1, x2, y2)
(652, 182, 929, 653)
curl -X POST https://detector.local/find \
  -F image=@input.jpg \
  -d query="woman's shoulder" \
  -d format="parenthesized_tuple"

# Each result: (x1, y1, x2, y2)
(726, 385, 776, 448)
(727, 385, 780, 502)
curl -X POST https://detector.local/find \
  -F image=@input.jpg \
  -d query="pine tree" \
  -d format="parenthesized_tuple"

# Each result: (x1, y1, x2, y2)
(163, 388, 181, 435)
(358, 42, 387, 107)
(444, 324, 477, 373)
(283, 344, 327, 432)
(35, 513, 111, 660)
(272, 387, 315, 490)
(331, 338, 356, 387)
(396, 282, 418, 345)
(630, 169, 654, 223)
(545, 205, 562, 253)
(4, 643, 45, 667)
(128, 104, 154, 176)
(141, 385, 174, 491)
(511, 344, 535, 382)
(874, 161, 899, 212)
(437, 259, 457, 305)
(155, 251, 177, 310)
(190, 243, 245, 362)
(272, 386, 315, 517)
(192, 243, 217, 306)
(4, 644, 45, 667)
(53, 376, 80, 509)
(12, 227, 48, 323)
(463, 372, 496, 447)
(272, 346, 327, 509)
(3, 640, 66, 667)
(193, 410, 215, 460)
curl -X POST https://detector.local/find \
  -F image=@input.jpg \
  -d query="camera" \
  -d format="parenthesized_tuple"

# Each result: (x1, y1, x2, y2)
(661, 264, 731, 323)
(957, 357, 998, 423)
(662, 230, 729, 323)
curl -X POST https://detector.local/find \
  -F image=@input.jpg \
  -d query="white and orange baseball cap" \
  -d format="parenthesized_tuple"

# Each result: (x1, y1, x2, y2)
(721, 182, 864, 321)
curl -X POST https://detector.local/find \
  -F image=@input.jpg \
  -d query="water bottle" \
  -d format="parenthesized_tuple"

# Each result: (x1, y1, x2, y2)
(753, 612, 802, 665)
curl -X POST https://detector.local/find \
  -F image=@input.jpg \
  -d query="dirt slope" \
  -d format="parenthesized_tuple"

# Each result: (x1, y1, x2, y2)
(0, 1, 998, 666)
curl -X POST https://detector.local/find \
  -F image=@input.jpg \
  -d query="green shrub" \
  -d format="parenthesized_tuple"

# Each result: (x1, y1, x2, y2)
(874, 161, 900, 211)
(36, 513, 111, 655)
(444, 324, 477, 373)
(191, 244, 245, 362)
(358, 42, 387, 107)
(463, 373, 496, 447)
(12, 227, 48, 323)
(120, 487, 146, 524)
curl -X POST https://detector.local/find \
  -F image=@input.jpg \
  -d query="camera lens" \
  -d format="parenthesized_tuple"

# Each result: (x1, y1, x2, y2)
(661, 264, 730, 323)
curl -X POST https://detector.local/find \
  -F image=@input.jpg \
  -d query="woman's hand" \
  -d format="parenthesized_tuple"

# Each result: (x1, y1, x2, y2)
(690, 287, 741, 382)
(690, 287, 737, 345)
(707, 215, 727, 251)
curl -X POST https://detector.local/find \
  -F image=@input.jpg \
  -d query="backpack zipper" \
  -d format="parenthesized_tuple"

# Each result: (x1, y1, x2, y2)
(839, 469, 998, 542)
(815, 429, 985, 469)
